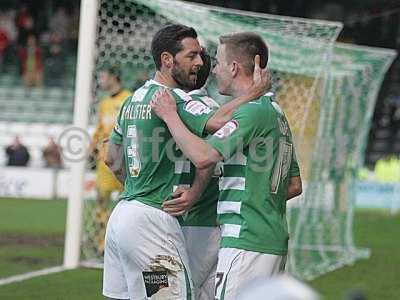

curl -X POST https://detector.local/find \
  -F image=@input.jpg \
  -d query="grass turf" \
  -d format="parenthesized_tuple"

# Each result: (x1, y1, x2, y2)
(0, 198, 66, 277)
(310, 210, 400, 300)
(0, 198, 398, 299)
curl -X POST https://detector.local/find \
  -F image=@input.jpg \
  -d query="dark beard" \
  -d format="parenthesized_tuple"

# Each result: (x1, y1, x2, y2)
(171, 60, 196, 91)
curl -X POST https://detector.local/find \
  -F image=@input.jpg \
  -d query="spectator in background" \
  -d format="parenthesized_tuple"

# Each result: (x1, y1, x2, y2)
(0, 9, 17, 42)
(45, 32, 65, 86)
(0, 27, 9, 71)
(0, 10, 17, 71)
(42, 137, 63, 168)
(5, 136, 30, 166)
(15, 5, 35, 48)
(49, 7, 70, 42)
(375, 154, 400, 183)
(19, 34, 43, 87)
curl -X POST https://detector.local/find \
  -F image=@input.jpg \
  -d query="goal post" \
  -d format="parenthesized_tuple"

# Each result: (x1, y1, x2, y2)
(63, 0, 100, 269)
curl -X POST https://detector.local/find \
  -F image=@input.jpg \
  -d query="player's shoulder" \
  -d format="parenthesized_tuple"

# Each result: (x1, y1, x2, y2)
(257, 92, 284, 117)
(234, 92, 276, 120)
(172, 88, 192, 102)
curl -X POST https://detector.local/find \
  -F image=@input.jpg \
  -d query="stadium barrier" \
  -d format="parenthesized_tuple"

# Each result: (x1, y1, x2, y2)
(0, 167, 96, 199)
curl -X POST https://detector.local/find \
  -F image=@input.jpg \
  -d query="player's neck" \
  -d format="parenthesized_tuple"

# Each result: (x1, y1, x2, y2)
(154, 70, 179, 89)
(231, 77, 254, 98)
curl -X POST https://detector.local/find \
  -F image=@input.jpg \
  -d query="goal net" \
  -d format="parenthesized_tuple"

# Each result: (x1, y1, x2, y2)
(78, 0, 394, 280)
(288, 43, 397, 279)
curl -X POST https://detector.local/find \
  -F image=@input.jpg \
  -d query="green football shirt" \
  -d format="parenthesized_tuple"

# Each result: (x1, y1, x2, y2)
(207, 94, 300, 255)
(110, 79, 214, 210)
(179, 88, 220, 227)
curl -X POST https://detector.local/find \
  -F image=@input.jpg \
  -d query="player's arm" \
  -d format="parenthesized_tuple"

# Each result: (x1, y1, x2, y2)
(104, 99, 127, 184)
(105, 140, 126, 184)
(152, 90, 221, 168)
(151, 90, 256, 169)
(204, 55, 270, 133)
(162, 165, 215, 216)
(286, 146, 302, 201)
(287, 176, 302, 200)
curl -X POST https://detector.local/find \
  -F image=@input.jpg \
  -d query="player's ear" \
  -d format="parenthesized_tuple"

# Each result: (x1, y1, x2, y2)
(231, 61, 239, 78)
(161, 52, 174, 69)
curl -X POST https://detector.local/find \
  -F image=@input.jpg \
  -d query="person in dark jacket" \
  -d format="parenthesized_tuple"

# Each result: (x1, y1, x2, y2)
(5, 136, 30, 166)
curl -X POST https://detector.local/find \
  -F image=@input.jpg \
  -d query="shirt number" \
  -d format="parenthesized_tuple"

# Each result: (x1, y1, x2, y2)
(126, 125, 141, 177)
(271, 138, 292, 193)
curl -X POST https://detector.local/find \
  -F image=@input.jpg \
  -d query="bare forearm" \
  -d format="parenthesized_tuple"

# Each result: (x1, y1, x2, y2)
(113, 158, 126, 184)
(164, 113, 221, 169)
(287, 176, 302, 200)
(105, 142, 126, 184)
(190, 164, 215, 202)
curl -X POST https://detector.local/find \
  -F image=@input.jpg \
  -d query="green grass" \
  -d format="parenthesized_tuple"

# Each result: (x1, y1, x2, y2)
(310, 210, 400, 300)
(0, 198, 66, 234)
(0, 198, 66, 277)
(0, 268, 103, 300)
(0, 198, 398, 299)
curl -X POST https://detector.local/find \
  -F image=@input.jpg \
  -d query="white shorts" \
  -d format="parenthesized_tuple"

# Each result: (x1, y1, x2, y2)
(215, 248, 286, 300)
(103, 200, 193, 300)
(182, 226, 220, 300)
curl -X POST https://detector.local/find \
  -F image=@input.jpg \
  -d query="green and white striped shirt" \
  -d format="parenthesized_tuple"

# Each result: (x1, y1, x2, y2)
(207, 94, 300, 255)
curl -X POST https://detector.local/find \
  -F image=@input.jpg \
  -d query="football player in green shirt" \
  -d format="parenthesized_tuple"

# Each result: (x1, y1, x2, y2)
(179, 48, 221, 300)
(151, 32, 302, 300)
(103, 25, 270, 300)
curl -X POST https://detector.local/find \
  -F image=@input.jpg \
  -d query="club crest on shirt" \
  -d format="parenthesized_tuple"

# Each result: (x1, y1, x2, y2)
(184, 100, 211, 116)
(214, 120, 239, 138)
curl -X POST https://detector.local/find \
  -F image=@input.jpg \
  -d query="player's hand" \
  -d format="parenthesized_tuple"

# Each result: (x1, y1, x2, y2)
(251, 54, 271, 98)
(150, 89, 177, 122)
(162, 187, 197, 216)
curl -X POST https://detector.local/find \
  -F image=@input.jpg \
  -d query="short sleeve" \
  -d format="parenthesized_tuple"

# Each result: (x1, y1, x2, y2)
(207, 107, 256, 160)
(172, 89, 215, 137)
(110, 96, 130, 145)
(289, 146, 300, 177)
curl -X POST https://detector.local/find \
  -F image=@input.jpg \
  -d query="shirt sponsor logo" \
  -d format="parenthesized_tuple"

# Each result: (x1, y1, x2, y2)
(214, 120, 239, 138)
(184, 100, 211, 116)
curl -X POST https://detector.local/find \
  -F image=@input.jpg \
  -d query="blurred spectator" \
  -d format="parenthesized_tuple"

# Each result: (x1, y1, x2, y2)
(45, 32, 66, 86)
(19, 34, 43, 87)
(5, 136, 30, 166)
(15, 5, 35, 47)
(0, 27, 9, 70)
(0, 10, 17, 70)
(42, 137, 63, 168)
(0, 10, 17, 41)
(49, 7, 70, 42)
(374, 154, 400, 183)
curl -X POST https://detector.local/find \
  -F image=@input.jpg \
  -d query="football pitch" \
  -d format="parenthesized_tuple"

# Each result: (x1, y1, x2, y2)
(0, 197, 398, 299)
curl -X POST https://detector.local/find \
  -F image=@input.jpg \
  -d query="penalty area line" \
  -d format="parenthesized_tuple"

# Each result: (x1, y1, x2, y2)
(0, 265, 68, 286)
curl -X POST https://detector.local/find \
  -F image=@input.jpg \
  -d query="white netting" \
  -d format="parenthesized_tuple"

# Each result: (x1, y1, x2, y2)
(288, 44, 396, 279)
